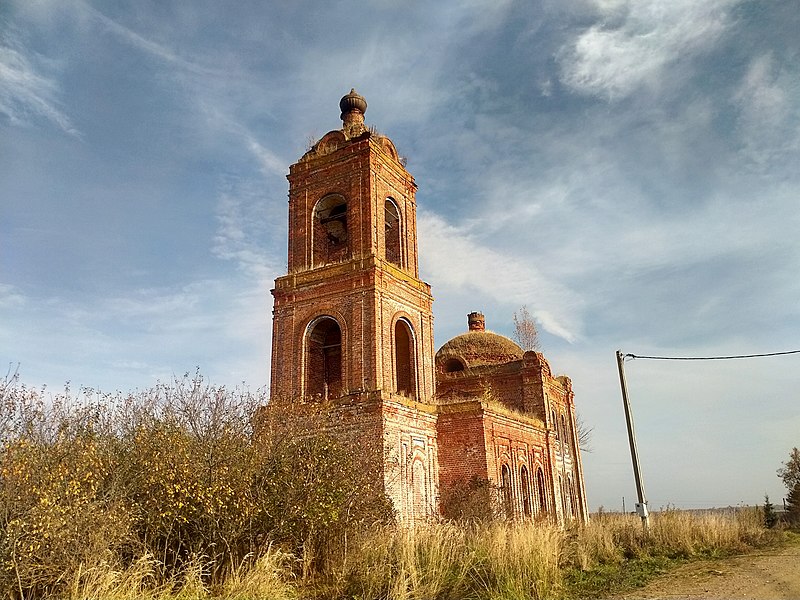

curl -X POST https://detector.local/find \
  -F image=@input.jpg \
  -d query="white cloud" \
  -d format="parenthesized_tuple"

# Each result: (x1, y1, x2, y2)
(0, 36, 79, 135)
(559, 0, 736, 99)
(213, 180, 281, 281)
(418, 211, 581, 342)
(732, 53, 799, 168)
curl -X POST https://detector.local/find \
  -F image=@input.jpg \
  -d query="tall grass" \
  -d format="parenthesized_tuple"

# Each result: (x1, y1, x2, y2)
(0, 373, 784, 599)
(312, 509, 779, 600)
(2, 508, 780, 600)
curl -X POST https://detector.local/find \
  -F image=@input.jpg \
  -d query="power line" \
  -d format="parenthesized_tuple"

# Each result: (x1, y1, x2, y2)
(624, 349, 800, 361)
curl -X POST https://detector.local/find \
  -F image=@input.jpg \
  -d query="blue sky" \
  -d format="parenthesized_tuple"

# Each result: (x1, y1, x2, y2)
(2, 0, 799, 511)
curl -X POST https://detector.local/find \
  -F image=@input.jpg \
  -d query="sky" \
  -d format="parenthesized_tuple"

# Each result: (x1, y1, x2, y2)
(2, 0, 799, 512)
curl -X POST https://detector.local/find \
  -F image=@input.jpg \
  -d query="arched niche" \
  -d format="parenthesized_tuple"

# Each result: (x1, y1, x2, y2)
(521, 465, 532, 518)
(501, 464, 513, 518)
(536, 467, 547, 516)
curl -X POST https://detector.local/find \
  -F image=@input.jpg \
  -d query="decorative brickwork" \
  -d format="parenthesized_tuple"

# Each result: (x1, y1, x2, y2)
(269, 91, 588, 524)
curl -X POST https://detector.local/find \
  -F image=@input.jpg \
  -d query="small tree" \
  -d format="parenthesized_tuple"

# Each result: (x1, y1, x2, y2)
(778, 447, 800, 490)
(576, 412, 594, 453)
(763, 494, 778, 528)
(512, 306, 541, 352)
(786, 483, 800, 525)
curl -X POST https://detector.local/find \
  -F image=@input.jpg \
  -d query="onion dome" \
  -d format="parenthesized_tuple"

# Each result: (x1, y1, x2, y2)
(339, 88, 367, 137)
(339, 88, 367, 116)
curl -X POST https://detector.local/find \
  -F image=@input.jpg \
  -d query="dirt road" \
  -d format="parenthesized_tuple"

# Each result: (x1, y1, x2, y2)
(617, 539, 800, 600)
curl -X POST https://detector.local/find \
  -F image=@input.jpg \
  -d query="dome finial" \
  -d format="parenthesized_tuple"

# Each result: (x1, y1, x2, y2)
(339, 88, 367, 138)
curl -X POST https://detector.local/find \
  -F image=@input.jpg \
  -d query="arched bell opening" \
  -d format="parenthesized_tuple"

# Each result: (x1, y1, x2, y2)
(384, 198, 402, 267)
(394, 318, 416, 398)
(306, 317, 343, 399)
(313, 194, 348, 266)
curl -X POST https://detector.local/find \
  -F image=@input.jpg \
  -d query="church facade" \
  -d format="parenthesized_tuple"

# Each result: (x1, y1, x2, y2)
(270, 90, 588, 524)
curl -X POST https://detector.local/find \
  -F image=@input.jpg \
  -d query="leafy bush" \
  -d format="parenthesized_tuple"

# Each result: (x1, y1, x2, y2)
(0, 372, 391, 599)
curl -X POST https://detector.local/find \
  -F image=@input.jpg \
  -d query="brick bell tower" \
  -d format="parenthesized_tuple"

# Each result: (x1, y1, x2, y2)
(270, 89, 436, 407)
(270, 90, 439, 519)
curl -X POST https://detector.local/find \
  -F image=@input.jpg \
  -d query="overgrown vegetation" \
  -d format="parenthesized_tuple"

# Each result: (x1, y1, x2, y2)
(0, 371, 787, 599)
(0, 371, 389, 599)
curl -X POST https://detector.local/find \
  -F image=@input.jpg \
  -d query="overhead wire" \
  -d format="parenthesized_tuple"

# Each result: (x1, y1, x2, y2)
(624, 349, 800, 361)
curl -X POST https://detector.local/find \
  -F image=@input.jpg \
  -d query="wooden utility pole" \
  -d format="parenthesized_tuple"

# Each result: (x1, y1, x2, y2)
(616, 350, 650, 533)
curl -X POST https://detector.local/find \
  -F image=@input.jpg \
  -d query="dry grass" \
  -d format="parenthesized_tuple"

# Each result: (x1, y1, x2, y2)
(1, 509, 778, 600)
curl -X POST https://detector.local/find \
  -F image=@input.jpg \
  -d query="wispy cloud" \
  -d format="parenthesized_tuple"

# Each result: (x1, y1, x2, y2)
(79, 2, 211, 76)
(558, 0, 736, 99)
(213, 176, 282, 282)
(732, 52, 799, 169)
(418, 211, 581, 342)
(0, 34, 79, 135)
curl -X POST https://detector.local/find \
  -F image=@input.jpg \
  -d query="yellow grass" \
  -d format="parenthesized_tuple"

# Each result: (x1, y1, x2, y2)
(28, 508, 779, 600)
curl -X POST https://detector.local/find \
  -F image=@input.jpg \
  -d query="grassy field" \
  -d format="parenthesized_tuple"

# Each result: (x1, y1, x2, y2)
(33, 508, 784, 600)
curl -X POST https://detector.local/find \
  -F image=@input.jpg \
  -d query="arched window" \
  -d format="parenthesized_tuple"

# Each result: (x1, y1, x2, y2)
(536, 467, 547, 516)
(560, 414, 568, 451)
(568, 477, 577, 518)
(306, 317, 343, 399)
(394, 319, 416, 397)
(559, 475, 567, 516)
(552, 410, 558, 438)
(443, 358, 464, 373)
(384, 198, 402, 266)
(501, 464, 513, 518)
(520, 465, 532, 518)
(313, 194, 348, 266)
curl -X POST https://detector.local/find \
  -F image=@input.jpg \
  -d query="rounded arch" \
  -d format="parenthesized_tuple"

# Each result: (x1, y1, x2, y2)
(393, 316, 416, 398)
(305, 315, 344, 399)
(313, 193, 348, 266)
(384, 197, 402, 267)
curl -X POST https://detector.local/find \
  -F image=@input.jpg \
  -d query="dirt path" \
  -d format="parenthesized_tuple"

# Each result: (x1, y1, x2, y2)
(616, 540, 800, 600)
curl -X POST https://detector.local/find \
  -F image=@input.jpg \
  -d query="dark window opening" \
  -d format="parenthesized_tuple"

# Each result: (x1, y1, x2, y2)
(384, 198, 402, 266)
(569, 478, 577, 518)
(443, 358, 465, 373)
(306, 317, 343, 399)
(501, 464, 513, 518)
(395, 319, 416, 397)
(314, 194, 348, 266)
(536, 467, 547, 516)
(521, 466, 532, 518)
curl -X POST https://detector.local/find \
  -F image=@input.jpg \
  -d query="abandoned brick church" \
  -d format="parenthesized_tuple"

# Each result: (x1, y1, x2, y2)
(270, 89, 588, 524)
